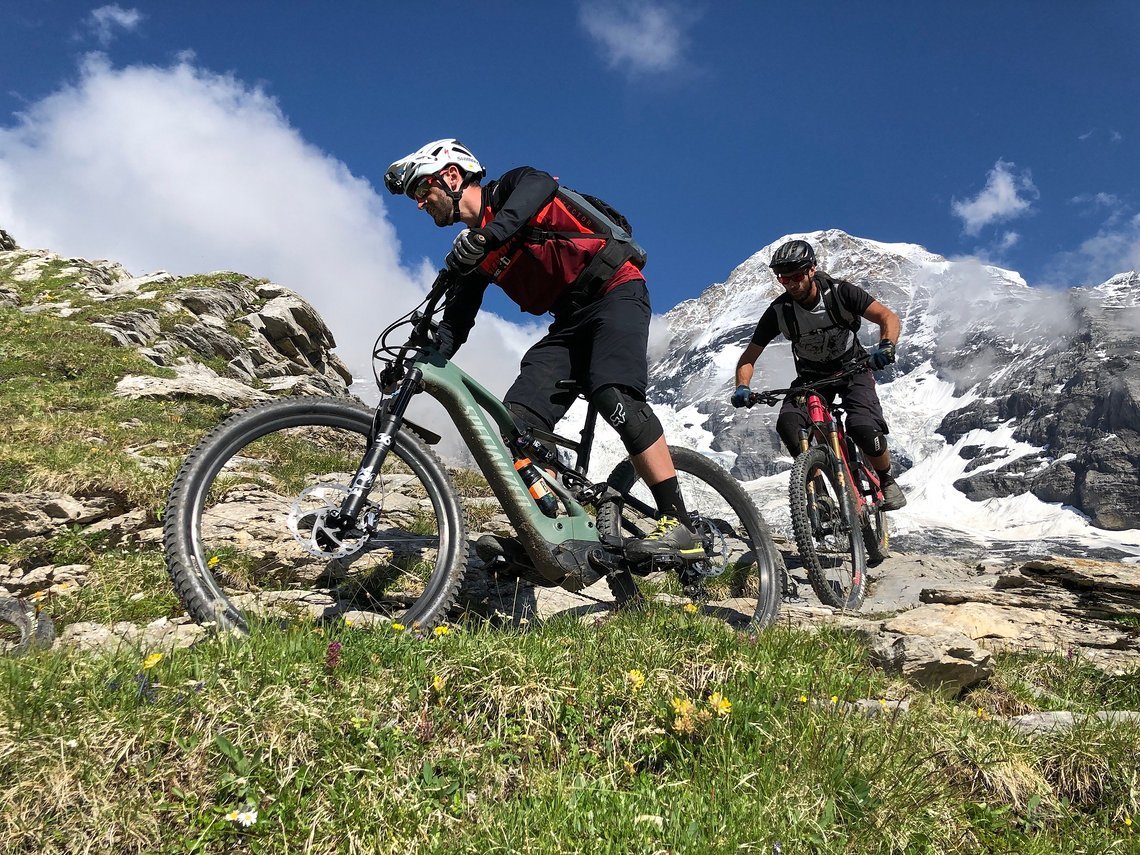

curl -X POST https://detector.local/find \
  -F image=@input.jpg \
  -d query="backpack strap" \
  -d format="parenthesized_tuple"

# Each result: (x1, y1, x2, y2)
(818, 274, 860, 332)
(779, 297, 800, 340)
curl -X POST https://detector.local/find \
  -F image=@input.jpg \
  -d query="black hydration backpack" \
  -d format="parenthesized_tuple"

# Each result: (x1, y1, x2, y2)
(556, 187, 647, 269)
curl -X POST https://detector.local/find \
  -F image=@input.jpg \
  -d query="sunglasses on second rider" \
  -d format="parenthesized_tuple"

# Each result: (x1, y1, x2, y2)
(776, 270, 811, 285)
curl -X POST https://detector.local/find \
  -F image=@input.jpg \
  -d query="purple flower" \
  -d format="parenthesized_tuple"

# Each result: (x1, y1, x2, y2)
(325, 640, 343, 671)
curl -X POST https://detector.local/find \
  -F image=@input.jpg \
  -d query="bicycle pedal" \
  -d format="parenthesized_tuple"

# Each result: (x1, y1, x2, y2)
(648, 554, 684, 571)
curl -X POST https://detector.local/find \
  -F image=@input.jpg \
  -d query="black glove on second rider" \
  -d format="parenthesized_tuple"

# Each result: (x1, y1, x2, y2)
(869, 339, 896, 370)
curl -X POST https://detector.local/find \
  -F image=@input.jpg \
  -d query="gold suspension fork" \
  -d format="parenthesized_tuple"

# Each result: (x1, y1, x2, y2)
(827, 426, 849, 492)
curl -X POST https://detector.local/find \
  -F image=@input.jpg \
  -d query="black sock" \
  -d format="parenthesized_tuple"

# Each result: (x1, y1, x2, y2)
(649, 476, 691, 526)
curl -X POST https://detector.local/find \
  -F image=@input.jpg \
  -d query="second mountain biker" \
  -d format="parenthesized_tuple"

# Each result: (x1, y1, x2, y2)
(383, 138, 703, 563)
(730, 238, 907, 511)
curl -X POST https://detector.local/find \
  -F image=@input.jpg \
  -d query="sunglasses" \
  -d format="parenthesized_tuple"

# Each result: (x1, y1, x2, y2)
(776, 270, 810, 284)
(411, 175, 438, 201)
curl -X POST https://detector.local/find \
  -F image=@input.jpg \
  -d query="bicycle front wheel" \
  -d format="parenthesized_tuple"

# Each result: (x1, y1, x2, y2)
(599, 446, 781, 629)
(789, 446, 867, 610)
(163, 397, 468, 633)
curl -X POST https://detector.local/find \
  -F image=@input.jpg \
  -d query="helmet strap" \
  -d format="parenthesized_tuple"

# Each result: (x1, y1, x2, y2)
(440, 170, 477, 225)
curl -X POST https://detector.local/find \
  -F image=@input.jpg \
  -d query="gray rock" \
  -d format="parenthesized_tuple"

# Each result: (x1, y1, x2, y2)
(1004, 710, 1140, 734)
(867, 629, 993, 695)
(114, 359, 271, 406)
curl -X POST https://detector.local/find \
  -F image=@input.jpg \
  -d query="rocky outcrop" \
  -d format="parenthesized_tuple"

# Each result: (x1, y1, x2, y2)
(941, 299, 1140, 530)
(0, 247, 354, 403)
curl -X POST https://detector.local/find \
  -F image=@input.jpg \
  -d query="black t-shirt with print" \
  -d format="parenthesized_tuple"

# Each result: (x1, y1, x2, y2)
(750, 274, 874, 376)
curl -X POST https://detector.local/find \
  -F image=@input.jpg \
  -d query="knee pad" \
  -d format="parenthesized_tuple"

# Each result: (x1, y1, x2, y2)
(506, 401, 554, 434)
(593, 385, 663, 455)
(776, 412, 809, 455)
(847, 423, 887, 457)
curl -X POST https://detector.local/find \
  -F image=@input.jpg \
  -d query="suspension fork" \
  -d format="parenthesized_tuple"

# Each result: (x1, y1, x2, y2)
(336, 366, 423, 522)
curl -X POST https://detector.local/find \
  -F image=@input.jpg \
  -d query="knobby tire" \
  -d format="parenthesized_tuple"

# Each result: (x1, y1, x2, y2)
(598, 446, 781, 628)
(789, 446, 867, 610)
(163, 397, 468, 633)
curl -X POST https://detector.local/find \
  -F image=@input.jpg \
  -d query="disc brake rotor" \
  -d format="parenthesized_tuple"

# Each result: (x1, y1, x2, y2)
(288, 483, 376, 560)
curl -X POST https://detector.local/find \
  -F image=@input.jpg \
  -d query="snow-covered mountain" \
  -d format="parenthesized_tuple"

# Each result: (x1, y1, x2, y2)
(646, 229, 1140, 559)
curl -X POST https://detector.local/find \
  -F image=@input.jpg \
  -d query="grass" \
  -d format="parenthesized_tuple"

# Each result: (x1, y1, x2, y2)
(1, 609, 1137, 854)
(2, 250, 1138, 853)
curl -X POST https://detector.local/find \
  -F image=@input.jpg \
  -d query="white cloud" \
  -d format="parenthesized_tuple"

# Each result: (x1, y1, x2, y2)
(996, 231, 1020, 251)
(578, 1, 690, 74)
(0, 55, 540, 452)
(87, 5, 143, 46)
(951, 159, 1038, 236)
(1078, 215, 1140, 270)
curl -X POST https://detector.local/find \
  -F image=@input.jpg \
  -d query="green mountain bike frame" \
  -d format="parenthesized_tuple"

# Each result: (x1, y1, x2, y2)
(339, 273, 606, 591)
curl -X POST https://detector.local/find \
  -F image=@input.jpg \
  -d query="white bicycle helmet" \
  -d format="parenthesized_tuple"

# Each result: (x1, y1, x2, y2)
(383, 138, 484, 198)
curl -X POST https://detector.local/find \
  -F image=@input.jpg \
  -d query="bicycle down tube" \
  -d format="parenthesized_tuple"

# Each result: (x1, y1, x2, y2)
(415, 349, 604, 589)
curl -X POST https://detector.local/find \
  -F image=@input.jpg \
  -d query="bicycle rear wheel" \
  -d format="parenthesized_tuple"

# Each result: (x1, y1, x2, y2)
(851, 455, 890, 565)
(789, 446, 867, 610)
(163, 397, 468, 633)
(599, 446, 781, 629)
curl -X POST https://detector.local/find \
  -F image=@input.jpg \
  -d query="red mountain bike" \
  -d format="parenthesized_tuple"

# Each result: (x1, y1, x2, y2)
(751, 362, 889, 610)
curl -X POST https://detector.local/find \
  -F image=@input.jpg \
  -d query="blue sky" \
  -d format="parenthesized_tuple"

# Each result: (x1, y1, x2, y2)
(2, 1, 1138, 383)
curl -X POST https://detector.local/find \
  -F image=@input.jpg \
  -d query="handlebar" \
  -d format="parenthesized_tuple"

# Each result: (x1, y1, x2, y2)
(372, 268, 458, 391)
(746, 357, 870, 408)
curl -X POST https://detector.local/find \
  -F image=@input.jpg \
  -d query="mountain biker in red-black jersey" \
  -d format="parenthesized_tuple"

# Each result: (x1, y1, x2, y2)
(384, 139, 701, 562)
(731, 238, 907, 511)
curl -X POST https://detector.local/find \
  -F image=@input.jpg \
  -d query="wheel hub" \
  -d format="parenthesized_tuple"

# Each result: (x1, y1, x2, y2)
(288, 483, 378, 559)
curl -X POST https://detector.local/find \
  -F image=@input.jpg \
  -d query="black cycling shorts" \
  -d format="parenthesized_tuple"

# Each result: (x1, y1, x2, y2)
(504, 279, 651, 430)
(779, 367, 889, 434)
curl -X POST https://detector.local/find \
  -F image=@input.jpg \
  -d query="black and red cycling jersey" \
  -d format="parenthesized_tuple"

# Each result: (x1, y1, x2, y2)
(439, 167, 643, 349)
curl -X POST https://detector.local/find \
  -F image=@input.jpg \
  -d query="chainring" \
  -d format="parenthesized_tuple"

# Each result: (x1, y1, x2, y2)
(690, 515, 729, 578)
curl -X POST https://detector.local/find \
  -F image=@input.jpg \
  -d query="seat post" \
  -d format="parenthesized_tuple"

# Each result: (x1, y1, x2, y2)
(576, 402, 598, 474)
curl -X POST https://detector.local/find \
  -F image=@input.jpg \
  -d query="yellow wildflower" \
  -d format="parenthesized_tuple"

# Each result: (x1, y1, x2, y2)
(207, 555, 220, 568)
(708, 692, 732, 717)
(799, 694, 808, 703)
(976, 707, 990, 720)
(625, 669, 646, 692)
(683, 602, 698, 614)
(391, 622, 405, 632)
(142, 653, 163, 670)
(30, 590, 48, 603)
(1123, 816, 1132, 827)
(433, 625, 450, 636)
(830, 695, 839, 705)
(670, 696, 695, 717)
(432, 674, 447, 693)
